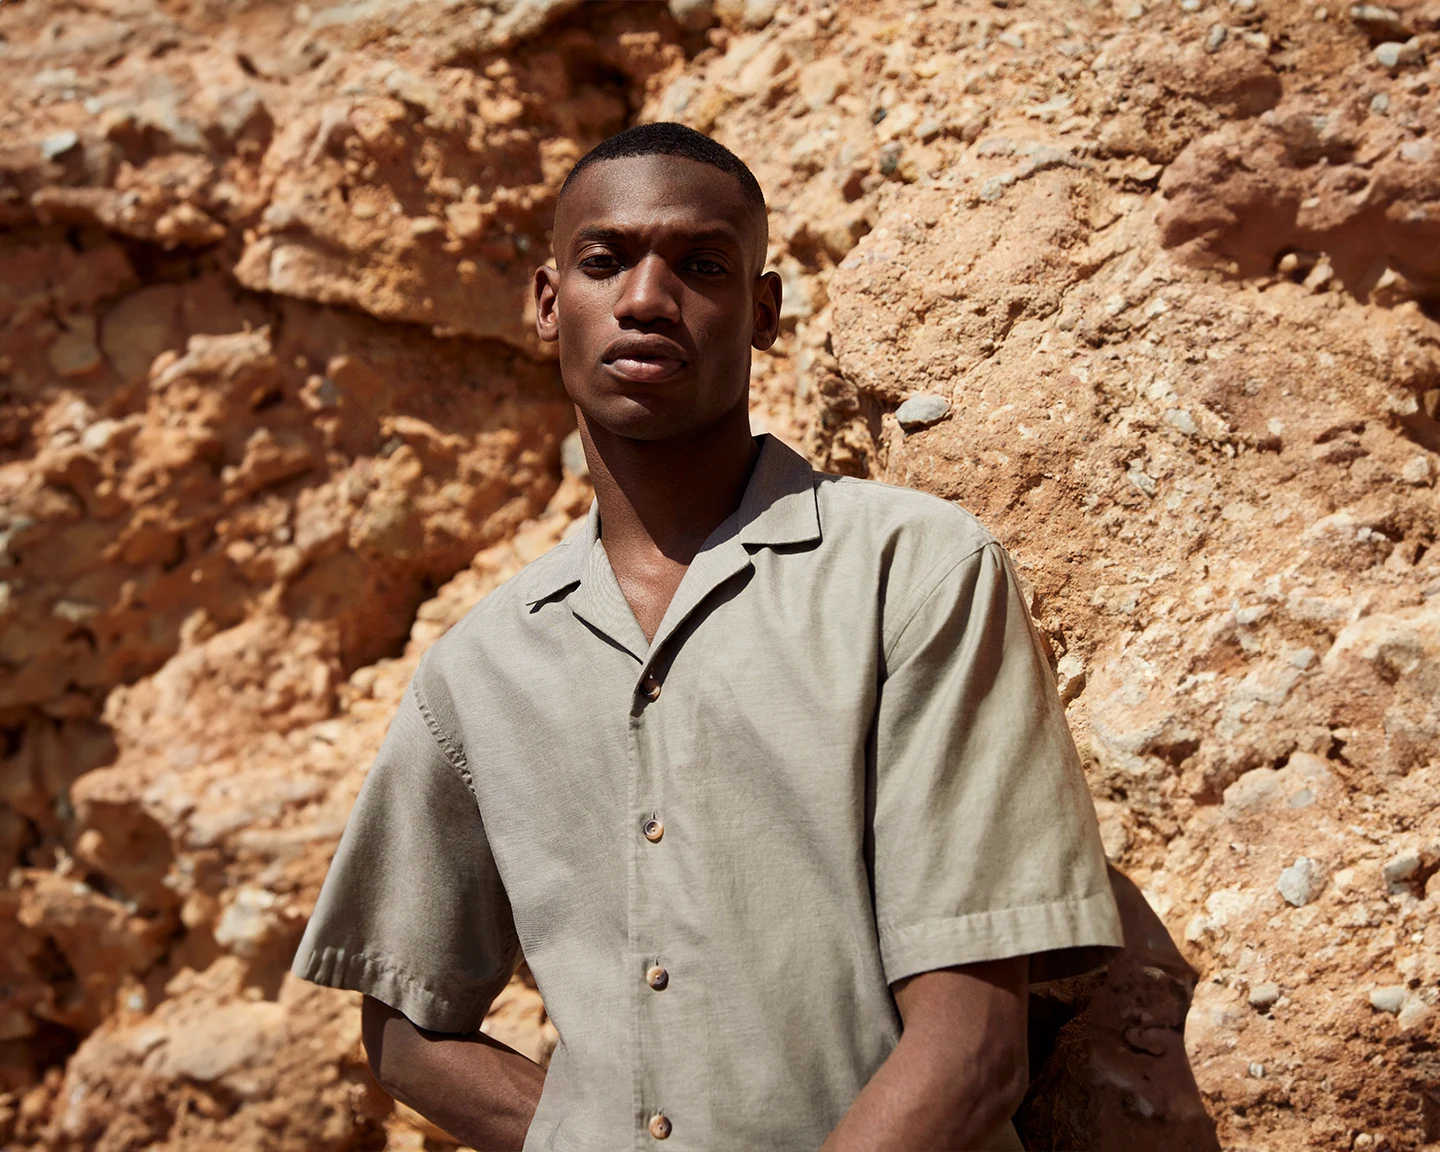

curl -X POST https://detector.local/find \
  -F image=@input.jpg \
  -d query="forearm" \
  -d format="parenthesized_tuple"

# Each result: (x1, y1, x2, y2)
(821, 959, 1029, 1152)
(361, 996, 545, 1151)
(819, 1030, 1024, 1151)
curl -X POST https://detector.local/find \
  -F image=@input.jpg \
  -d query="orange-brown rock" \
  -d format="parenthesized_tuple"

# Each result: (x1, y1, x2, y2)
(1, 0, 1437, 1149)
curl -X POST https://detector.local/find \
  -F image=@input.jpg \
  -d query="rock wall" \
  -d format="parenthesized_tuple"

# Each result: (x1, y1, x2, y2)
(1, 0, 1438, 1149)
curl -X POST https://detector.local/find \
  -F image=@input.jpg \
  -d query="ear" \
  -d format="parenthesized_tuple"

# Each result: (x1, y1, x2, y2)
(535, 264, 560, 343)
(751, 270, 782, 352)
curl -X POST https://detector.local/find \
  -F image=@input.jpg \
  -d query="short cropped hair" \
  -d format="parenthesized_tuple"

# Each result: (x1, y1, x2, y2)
(558, 122, 767, 217)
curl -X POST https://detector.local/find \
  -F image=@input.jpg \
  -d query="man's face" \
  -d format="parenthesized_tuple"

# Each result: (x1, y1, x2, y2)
(535, 155, 781, 442)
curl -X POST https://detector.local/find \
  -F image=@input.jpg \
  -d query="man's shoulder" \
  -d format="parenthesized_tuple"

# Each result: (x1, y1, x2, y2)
(417, 530, 585, 676)
(815, 472, 998, 561)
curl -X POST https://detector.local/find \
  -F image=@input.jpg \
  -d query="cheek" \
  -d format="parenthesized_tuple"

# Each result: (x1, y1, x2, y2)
(557, 281, 614, 341)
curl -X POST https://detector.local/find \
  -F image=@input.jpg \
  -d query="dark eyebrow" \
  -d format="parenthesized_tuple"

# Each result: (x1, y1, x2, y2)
(573, 226, 626, 246)
(571, 224, 743, 249)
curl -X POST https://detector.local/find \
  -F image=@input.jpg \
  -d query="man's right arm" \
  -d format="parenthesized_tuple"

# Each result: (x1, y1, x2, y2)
(361, 995, 545, 1151)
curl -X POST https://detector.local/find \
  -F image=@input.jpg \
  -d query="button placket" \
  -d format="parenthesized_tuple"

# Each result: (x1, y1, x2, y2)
(631, 650, 690, 1146)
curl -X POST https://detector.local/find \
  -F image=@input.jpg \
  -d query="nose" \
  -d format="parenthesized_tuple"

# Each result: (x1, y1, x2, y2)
(615, 253, 681, 326)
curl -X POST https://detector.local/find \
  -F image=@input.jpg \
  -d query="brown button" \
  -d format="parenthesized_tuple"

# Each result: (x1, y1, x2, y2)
(639, 676, 662, 702)
(648, 1113, 671, 1140)
(642, 817, 664, 843)
(646, 965, 669, 991)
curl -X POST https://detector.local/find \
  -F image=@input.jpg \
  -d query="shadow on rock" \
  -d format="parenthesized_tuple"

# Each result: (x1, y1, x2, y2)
(1015, 866, 1219, 1151)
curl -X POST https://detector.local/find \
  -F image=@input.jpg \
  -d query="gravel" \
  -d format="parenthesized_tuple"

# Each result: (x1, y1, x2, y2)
(1382, 849, 1420, 886)
(40, 130, 80, 159)
(1248, 982, 1281, 1009)
(895, 394, 951, 431)
(1277, 857, 1321, 906)
(560, 429, 588, 479)
(1368, 985, 1406, 1014)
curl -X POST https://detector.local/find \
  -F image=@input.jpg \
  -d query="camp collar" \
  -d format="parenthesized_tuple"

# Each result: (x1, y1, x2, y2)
(523, 433, 822, 624)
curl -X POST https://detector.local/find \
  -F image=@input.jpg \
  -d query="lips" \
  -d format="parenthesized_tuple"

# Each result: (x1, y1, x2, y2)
(601, 335, 688, 384)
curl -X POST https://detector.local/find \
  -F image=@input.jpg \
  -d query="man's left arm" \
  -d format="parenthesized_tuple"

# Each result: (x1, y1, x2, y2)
(821, 957, 1029, 1152)
(843, 535, 1126, 1149)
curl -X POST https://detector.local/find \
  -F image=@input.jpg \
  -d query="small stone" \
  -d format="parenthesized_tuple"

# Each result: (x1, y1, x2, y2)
(1056, 653, 1086, 705)
(1181, 0, 1202, 10)
(1370, 92, 1390, 114)
(1368, 985, 1406, 1014)
(1224, 767, 1282, 812)
(1205, 23, 1228, 51)
(1382, 850, 1420, 885)
(1373, 38, 1420, 68)
(1304, 260, 1333, 291)
(1094, 800, 1130, 861)
(560, 429, 588, 479)
(53, 599, 99, 624)
(1397, 996, 1431, 1029)
(1165, 408, 1199, 436)
(1277, 856, 1321, 906)
(744, 0, 779, 29)
(81, 418, 122, 453)
(1126, 464, 1157, 498)
(1248, 1061, 1266, 1078)
(41, 130, 80, 159)
(1248, 982, 1282, 1009)
(1400, 456, 1433, 485)
(1399, 137, 1435, 164)
(1349, 3, 1407, 35)
(895, 394, 951, 431)
(667, 0, 716, 31)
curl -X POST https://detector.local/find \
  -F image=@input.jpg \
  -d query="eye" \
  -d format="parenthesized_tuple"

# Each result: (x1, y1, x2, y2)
(687, 258, 727, 276)
(578, 253, 623, 276)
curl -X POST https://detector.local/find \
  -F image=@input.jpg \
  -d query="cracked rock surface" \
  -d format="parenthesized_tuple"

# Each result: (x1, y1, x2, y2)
(2, 0, 1439, 1149)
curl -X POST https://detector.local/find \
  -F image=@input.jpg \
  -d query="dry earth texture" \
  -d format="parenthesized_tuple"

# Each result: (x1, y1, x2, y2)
(1, 0, 1438, 1148)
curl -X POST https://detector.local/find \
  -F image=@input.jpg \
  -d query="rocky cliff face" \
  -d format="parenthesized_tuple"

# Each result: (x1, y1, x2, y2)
(1, 0, 1437, 1149)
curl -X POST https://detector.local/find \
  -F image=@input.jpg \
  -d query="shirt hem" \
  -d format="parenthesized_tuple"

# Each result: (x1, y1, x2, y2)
(877, 888, 1125, 985)
(291, 943, 504, 1033)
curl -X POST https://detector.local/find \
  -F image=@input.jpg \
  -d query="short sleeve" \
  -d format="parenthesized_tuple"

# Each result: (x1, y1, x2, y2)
(291, 674, 519, 1032)
(873, 541, 1123, 985)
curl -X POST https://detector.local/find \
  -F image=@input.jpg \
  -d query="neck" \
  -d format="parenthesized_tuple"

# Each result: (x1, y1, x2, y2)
(580, 405, 760, 566)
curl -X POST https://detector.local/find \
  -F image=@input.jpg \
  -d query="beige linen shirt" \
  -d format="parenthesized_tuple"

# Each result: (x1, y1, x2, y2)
(293, 434, 1123, 1151)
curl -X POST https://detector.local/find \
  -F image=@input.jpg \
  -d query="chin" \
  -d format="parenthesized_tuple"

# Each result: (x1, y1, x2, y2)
(581, 397, 720, 443)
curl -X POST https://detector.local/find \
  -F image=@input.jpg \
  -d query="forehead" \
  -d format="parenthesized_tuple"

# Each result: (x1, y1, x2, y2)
(557, 154, 759, 248)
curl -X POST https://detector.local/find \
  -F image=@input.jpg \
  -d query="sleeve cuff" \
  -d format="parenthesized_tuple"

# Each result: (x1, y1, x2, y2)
(878, 888, 1125, 985)
(291, 944, 510, 1034)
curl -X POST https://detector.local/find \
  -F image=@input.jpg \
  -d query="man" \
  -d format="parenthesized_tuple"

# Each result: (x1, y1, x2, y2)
(293, 122, 1123, 1151)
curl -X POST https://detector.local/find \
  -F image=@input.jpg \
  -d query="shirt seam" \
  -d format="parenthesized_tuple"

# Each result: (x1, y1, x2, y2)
(875, 888, 1108, 936)
(882, 539, 1000, 663)
(410, 676, 476, 794)
(409, 673, 522, 966)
